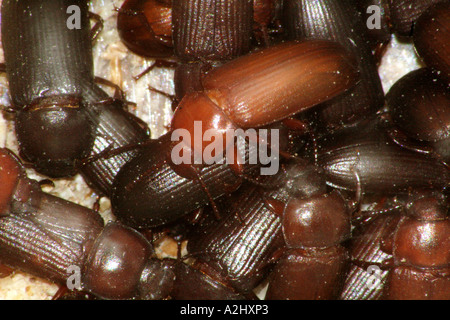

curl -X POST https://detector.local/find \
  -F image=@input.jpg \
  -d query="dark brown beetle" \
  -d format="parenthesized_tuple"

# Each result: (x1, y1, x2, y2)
(281, 0, 385, 132)
(172, 0, 253, 63)
(265, 165, 352, 300)
(77, 91, 150, 197)
(385, 67, 450, 166)
(388, 0, 446, 37)
(413, 1, 450, 80)
(1, 0, 98, 177)
(0, 148, 175, 300)
(308, 116, 450, 195)
(2, 0, 150, 195)
(172, 0, 254, 104)
(183, 161, 311, 297)
(117, 0, 254, 108)
(110, 120, 303, 232)
(111, 132, 262, 228)
(340, 209, 402, 300)
(111, 40, 359, 228)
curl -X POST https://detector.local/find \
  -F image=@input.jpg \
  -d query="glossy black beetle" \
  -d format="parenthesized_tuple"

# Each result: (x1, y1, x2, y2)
(307, 116, 450, 195)
(385, 67, 450, 167)
(1, 0, 151, 196)
(1, 0, 99, 177)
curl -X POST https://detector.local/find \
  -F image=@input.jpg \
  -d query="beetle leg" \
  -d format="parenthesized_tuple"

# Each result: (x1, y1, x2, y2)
(78, 138, 152, 167)
(94, 76, 127, 102)
(379, 215, 406, 257)
(93, 97, 151, 134)
(190, 167, 222, 221)
(0, 264, 14, 279)
(51, 285, 69, 300)
(267, 245, 288, 265)
(254, 22, 271, 47)
(353, 203, 404, 226)
(148, 85, 176, 101)
(387, 126, 450, 169)
(38, 179, 55, 190)
(92, 195, 102, 214)
(347, 165, 363, 216)
(354, 167, 362, 210)
(135, 60, 178, 81)
(373, 40, 391, 66)
(88, 11, 104, 43)
(386, 126, 434, 155)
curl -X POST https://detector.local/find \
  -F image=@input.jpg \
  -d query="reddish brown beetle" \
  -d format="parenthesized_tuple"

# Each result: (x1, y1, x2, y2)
(111, 39, 359, 228)
(117, 0, 173, 59)
(281, 0, 385, 132)
(382, 190, 450, 299)
(341, 190, 450, 300)
(171, 40, 358, 134)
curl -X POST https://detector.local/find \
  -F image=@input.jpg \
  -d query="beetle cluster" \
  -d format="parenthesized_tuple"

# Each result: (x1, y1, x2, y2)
(0, 0, 448, 300)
